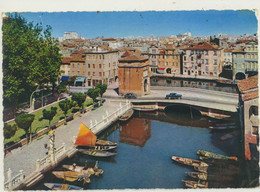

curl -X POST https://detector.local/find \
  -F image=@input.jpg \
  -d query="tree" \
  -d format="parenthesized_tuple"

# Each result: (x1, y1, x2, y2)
(72, 93, 86, 110)
(87, 88, 100, 103)
(42, 107, 57, 127)
(15, 113, 35, 144)
(57, 81, 68, 100)
(58, 100, 74, 121)
(4, 123, 17, 140)
(96, 84, 107, 98)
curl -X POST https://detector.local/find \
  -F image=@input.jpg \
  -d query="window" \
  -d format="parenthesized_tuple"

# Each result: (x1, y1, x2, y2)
(73, 71, 75, 75)
(88, 72, 90, 76)
(206, 59, 208, 64)
(99, 64, 101, 68)
(73, 64, 75, 68)
(214, 66, 217, 71)
(214, 59, 217, 65)
(234, 63, 237, 68)
(205, 66, 209, 71)
(191, 63, 194, 67)
(242, 63, 245, 69)
(255, 54, 258, 59)
(214, 51, 217, 56)
(93, 64, 95, 68)
(68, 71, 70, 75)
(77, 71, 80, 75)
(205, 50, 208, 55)
(152, 49, 156, 53)
(88, 64, 90, 68)
(99, 72, 102, 77)
(83, 64, 86, 68)
(247, 54, 250, 59)
(99, 55, 102, 59)
(109, 63, 111, 67)
(172, 62, 175, 66)
(103, 72, 105, 76)
(191, 50, 194, 55)
(83, 72, 85, 76)
(202, 59, 204, 64)
(233, 54, 237, 58)
(184, 56, 186, 61)
(184, 62, 186, 66)
(172, 55, 175, 59)
(166, 62, 168, 66)
(191, 57, 193, 61)
(176, 63, 178, 66)
(77, 64, 80, 68)
(93, 72, 95, 76)
(166, 55, 168, 59)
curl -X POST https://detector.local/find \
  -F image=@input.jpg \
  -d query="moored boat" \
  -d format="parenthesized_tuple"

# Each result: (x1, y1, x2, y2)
(44, 183, 83, 190)
(171, 155, 208, 168)
(78, 149, 117, 157)
(62, 164, 84, 172)
(119, 108, 134, 121)
(185, 172, 207, 180)
(182, 180, 208, 189)
(52, 171, 91, 183)
(197, 150, 238, 161)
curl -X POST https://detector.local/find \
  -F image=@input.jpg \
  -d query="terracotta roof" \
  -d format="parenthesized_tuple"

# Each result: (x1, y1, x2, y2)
(159, 50, 165, 54)
(121, 51, 133, 58)
(102, 38, 116, 41)
(70, 54, 85, 62)
(165, 44, 175, 50)
(185, 42, 218, 50)
(73, 49, 85, 54)
(242, 90, 259, 101)
(62, 57, 72, 64)
(224, 49, 233, 53)
(118, 54, 148, 63)
(237, 75, 258, 92)
(232, 48, 244, 53)
(63, 43, 75, 48)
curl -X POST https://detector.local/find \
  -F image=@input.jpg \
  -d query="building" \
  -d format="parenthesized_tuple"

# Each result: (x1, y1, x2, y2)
(182, 42, 224, 78)
(232, 48, 246, 80)
(60, 57, 71, 76)
(237, 75, 258, 161)
(118, 54, 150, 96)
(223, 49, 233, 66)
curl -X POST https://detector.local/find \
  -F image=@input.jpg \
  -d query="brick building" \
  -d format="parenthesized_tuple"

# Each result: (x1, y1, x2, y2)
(118, 54, 150, 96)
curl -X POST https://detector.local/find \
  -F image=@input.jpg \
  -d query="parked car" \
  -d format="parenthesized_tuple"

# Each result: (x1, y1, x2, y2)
(165, 92, 182, 99)
(124, 93, 137, 99)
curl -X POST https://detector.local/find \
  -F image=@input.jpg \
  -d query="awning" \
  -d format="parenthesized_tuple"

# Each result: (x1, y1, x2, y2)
(61, 76, 70, 81)
(75, 76, 86, 83)
(157, 67, 165, 74)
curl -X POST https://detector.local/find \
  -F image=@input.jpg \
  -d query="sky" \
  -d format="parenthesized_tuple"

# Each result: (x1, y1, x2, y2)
(10, 10, 258, 39)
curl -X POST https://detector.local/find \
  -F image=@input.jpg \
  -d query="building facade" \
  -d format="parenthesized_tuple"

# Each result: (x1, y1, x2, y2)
(182, 42, 224, 78)
(118, 55, 150, 96)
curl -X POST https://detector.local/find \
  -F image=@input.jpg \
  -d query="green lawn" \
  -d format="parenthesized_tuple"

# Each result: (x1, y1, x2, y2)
(4, 98, 93, 147)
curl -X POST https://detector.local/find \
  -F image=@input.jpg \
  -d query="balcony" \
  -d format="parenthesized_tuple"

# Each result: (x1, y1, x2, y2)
(245, 68, 258, 73)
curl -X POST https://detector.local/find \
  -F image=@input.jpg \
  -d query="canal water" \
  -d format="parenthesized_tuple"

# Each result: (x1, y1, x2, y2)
(31, 110, 243, 190)
(151, 77, 237, 93)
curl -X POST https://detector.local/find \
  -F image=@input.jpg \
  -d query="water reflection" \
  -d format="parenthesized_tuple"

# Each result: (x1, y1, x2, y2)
(151, 77, 237, 93)
(119, 117, 151, 147)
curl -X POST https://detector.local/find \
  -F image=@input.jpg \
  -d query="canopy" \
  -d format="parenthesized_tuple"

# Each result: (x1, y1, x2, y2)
(75, 76, 86, 83)
(157, 68, 165, 74)
(61, 76, 70, 81)
(74, 122, 97, 146)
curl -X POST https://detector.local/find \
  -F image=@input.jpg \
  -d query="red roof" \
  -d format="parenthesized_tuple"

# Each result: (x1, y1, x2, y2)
(121, 51, 133, 58)
(62, 57, 72, 64)
(237, 75, 258, 92)
(242, 90, 259, 101)
(118, 54, 148, 63)
(185, 42, 218, 50)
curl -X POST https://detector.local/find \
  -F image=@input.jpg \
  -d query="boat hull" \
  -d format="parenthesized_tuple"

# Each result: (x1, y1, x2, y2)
(119, 109, 134, 121)
(44, 183, 82, 190)
(96, 139, 117, 146)
(171, 155, 208, 168)
(78, 149, 117, 157)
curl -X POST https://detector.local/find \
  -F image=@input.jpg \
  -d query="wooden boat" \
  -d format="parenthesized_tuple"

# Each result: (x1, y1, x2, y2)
(62, 164, 84, 172)
(78, 149, 117, 157)
(44, 183, 82, 190)
(133, 108, 156, 112)
(185, 172, 207, 180)
(74, 122, 117, 148)
(197, 150, 238, 161)
(63, 161, 104, 176)
(194, 166, 208, 173)
(80, 145, 117, 151)
(171, 155, 208, 168)
(119, 108, 134, 121)
(182, 180, 208, 189)
(52, 171, 91, 183)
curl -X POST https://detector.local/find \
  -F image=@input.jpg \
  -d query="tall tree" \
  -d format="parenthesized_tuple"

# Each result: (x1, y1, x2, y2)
(96, 84, 107, 98)
(58, 100, 74, 121)
(15, 113, 35, 144)
(72, 93, 87, 110)
(87, 88, 100, 103)
(42, 107, 57, 127)
(57, 81, 68, 100)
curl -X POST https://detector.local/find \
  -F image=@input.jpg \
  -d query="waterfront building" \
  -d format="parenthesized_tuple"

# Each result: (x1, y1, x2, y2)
(223, 49, 233, 66)
(232, 48, 246, 80)
(237, 75, 258, 161)
(182, 42, 224, 78)
(60, 57, 71, 76)
(118, 54, 150, 96)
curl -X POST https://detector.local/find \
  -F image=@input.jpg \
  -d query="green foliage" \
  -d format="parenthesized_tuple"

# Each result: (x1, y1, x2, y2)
(2, 14, 62, 110)
(87, 88, 100, 103)
(4, 123, 17, 140)
(42, 107, 57, 126)
(57, 82, 68, 95)
(72, 93, 86, 109)
(68, 76, 77, 86)
(15, 113, 35, 143)
(58, 99, 74, 118)
(96, 84, 107, 98)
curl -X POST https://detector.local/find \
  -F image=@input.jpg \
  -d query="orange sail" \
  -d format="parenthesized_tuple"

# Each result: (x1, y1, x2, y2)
(74, 122, 97, 146)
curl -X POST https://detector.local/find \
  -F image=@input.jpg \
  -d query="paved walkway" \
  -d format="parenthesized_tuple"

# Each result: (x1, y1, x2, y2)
(4, 100, 124, 182)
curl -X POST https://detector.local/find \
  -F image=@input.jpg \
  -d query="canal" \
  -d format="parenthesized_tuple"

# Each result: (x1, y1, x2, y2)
(30, 110, 243, 190)
(151, 76, 237, 93)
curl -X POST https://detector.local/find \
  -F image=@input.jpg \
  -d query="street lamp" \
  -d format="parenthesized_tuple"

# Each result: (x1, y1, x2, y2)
(30, 88, 45, 112)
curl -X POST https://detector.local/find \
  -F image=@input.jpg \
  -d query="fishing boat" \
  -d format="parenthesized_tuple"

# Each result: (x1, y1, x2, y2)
(52, 171, 91, 183)
(171, 155, 208, 168)
(133, 108, 157, 112)
(182, 180, 208, 189)
(119, 108, 134, 121)
(78, 149, 117, 157)
(63, 164, 104, 176)
(83, 145, 117, 151)
(185, 172, 207, 180)
(62, 164, 84, 172)
(44, 183, 83, 190)
(197, 150, 238, 161)
(74, 122, 117, 148)
(194, 166, 208, 173)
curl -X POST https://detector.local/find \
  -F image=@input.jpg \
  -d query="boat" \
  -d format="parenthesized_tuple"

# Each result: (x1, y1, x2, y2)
(197, 150, 238, 161)
(81, 145, 117, 151)
(74, 122, 117, 148)
(119, 108, 134, 121)
(182, 180, 208, 189)
(185, 172, 207, 180)
(133, 108, 157, 112)
(171, 155, 208, 168)
(78, 149, 117, 157)
(194, 166, 208, 173)
(44, 183, 83, 190)
(52, 171, 91, 183)
(62, 164, 85, 172)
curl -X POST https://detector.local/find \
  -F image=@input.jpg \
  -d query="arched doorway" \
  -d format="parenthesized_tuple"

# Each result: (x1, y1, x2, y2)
(166, 68, 171, 74)
(144, 79, 148, 93)
(115, 76, 119, 82)
(235, 72, 246, 80)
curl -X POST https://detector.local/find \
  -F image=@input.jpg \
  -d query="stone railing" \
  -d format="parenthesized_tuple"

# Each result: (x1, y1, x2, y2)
(4, 168, 25, 190)
(91, 101, 132, 134)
